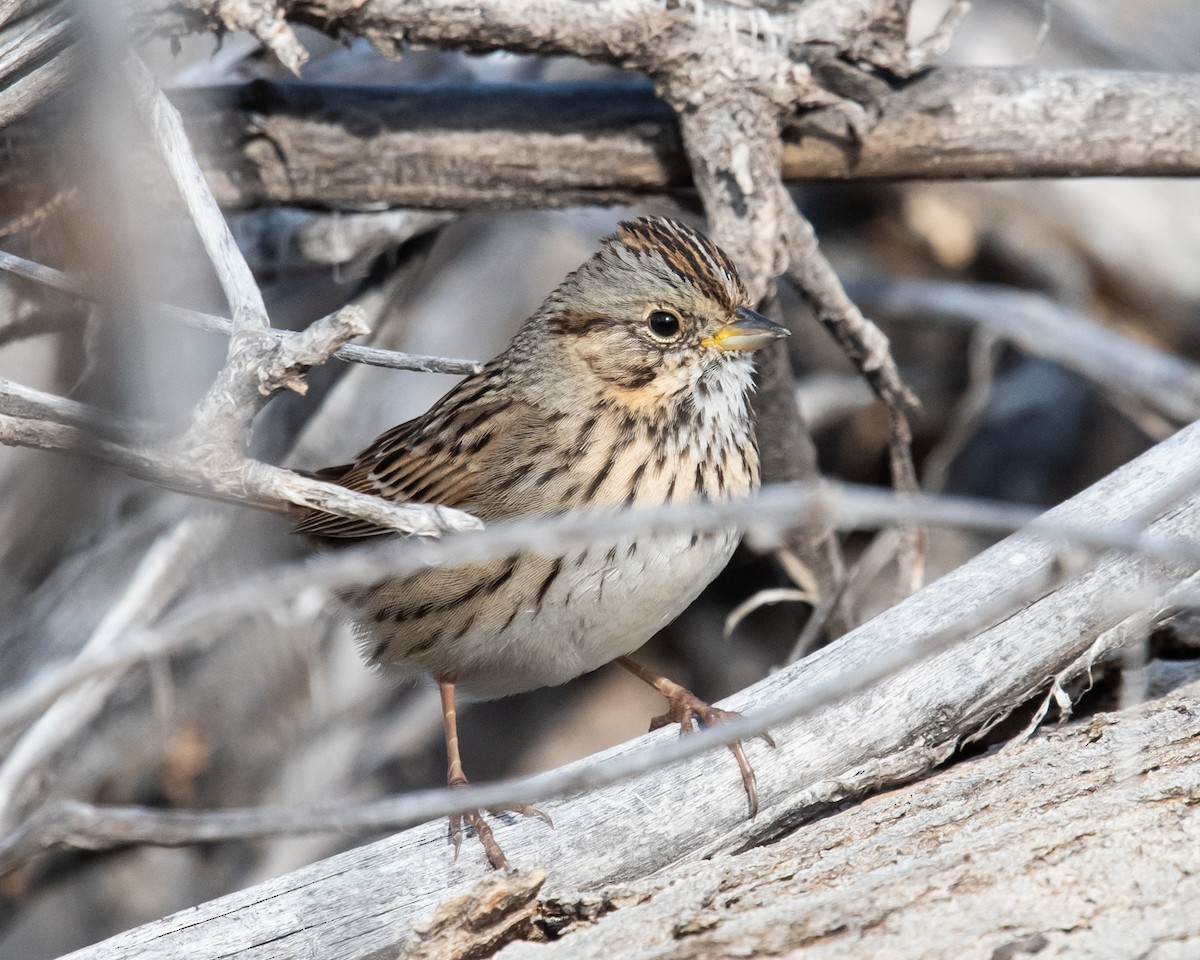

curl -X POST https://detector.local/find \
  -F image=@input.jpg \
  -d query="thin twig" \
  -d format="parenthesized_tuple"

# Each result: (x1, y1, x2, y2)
(0, 407, 482, 536)
(0, 516, 224, 829)
(0, 555, 1078, 872)
(780, 196, 926, 595)
(0, 249, 482, 375)
(725, 588, 817, 640)
(7, 468, 1200, 742)
(124, 52, 268, 334)
(0, 307, 74, 348)
(852, 277, 1200, 427)
(0, 375, 152, 437)
(921, 328, 1003, 492)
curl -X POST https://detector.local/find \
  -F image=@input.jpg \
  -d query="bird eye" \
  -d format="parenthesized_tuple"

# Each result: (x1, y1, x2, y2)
(646, 310, 682, 339)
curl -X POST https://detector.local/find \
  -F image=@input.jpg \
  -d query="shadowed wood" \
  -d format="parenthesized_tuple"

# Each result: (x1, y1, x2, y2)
(8, 71, 1200, 218)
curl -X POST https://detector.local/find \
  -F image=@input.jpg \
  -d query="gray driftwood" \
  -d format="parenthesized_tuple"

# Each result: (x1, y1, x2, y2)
(168, 70, 1200, 211)
(62, 415, 1200, 959)
(6, 70, 1200, 216)
(495, 680, 1200, 960)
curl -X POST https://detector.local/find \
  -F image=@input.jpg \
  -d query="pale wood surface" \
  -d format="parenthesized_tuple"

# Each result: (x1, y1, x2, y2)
(64, 418, 1200, 960)
(501, 679, 1200, 960)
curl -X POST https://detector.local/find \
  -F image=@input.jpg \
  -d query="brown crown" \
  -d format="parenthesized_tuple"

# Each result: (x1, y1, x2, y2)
(611, 217, 748, 311)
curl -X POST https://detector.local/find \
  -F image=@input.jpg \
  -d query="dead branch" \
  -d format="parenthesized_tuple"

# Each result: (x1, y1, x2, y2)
(0, 549, 1072, 875)
(156, 68, 1200, 199)
(0, 516, 224, 830)
(5, 3, 1198, 957)
(9, 70, 1200, 213)
(12, 465, 1200, 751)
(477, 685, 1200, 960)
(0, 0, 73, 127)
(852, 277, 1200, 427)
(55, 416, 1200, 960)
(0, 401, 481, 536)
(779, 196, 925, 592)
(0, 56, 483, 538)
(0, 250, 482, 375)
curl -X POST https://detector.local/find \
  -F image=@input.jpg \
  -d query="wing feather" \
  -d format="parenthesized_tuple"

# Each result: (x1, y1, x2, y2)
(292, 365, 505, 541)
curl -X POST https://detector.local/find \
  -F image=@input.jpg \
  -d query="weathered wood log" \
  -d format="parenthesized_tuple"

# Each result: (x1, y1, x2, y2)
(496, 679, 1200, 960)
(5, 70, 1200, 217)
(62, 416, 1200, 959)
(121, 70, 1200, 205)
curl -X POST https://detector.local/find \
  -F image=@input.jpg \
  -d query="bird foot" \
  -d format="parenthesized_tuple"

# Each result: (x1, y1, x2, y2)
(447, 776, 553, 870)
(649, 687, 775, 819)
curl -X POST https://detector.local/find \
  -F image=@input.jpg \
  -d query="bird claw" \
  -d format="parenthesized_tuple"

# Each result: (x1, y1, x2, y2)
(447, 777, 553, 870)
(649, 690, 775, 819)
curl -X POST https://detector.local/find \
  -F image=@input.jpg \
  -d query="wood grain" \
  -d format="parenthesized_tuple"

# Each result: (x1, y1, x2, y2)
(64, 418, 1200, 959)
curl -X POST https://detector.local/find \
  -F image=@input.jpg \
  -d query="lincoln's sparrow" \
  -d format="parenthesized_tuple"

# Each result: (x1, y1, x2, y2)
(296, 217, 788, 868)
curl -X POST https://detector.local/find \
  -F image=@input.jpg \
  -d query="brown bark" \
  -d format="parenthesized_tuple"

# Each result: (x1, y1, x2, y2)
(6, 70, 1200, 216)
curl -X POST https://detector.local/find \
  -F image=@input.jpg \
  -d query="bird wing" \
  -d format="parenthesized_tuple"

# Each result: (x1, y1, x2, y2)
(292, 367, 505, 541)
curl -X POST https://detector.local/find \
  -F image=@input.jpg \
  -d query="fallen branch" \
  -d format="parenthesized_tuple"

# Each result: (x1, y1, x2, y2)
(10, 69, 1200, 212)
(55, 411, 1200, 960)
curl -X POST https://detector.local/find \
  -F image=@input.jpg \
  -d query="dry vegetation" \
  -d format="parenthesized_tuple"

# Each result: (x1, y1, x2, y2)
(2, 1, 1200, 958)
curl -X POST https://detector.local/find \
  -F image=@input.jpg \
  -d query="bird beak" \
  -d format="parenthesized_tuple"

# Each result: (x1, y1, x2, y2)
(701, 306, 790, 352)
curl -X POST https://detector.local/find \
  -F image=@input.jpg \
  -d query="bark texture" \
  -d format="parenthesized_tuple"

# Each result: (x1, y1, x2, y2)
(498, 680, 1200, 960)
(7, 70, 1200, 216)
(59, 418, 1200, 960)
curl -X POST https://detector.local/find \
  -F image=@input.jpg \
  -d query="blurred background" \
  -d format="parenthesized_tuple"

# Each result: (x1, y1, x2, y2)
(3, 0, 1200, 955)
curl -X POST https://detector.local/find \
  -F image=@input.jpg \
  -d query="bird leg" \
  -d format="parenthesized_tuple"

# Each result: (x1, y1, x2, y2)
(615, 656, 775, 818)
(438, 678, 552, 870)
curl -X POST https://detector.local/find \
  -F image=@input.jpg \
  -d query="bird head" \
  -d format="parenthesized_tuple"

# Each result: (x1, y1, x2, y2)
(530, 217, 789, 412)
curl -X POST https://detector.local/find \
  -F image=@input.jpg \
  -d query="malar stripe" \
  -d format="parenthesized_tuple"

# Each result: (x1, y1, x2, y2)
(600, 365, 656, 390)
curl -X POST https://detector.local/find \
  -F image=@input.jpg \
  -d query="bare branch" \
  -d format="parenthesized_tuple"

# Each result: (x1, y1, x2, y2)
(0, 250, 483, 375)
(778, 193, 925, 593)
(0, 555, 1111, 872)
(35, 418, 1200, 957)
(10, 461, 1200, 747)
(11, 68, 1200, 212)
(853, 277, 1200, 427)
(0, 404, 482, 536)
(0, 516, 224, 829)
(0, 1, 73, 127)
(125, 52, 269, 334)
(0, 375, 150, 437)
